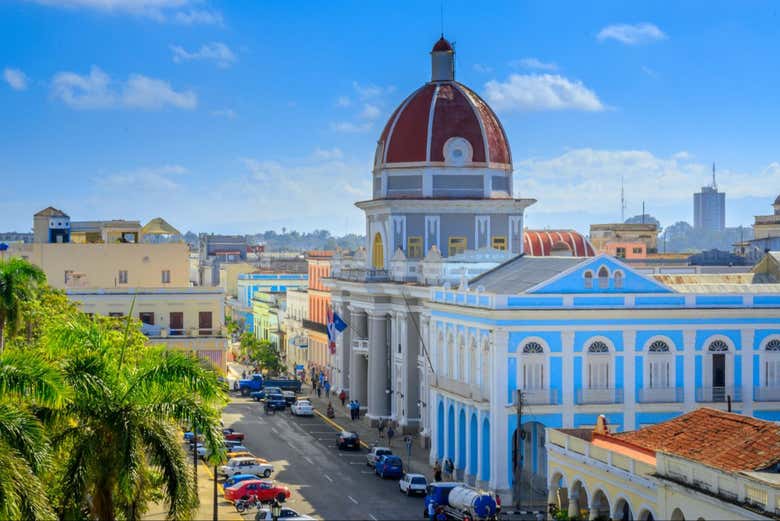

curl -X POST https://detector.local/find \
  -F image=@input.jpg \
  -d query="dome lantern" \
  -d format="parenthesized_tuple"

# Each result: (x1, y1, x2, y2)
(431, 35, 455, 82)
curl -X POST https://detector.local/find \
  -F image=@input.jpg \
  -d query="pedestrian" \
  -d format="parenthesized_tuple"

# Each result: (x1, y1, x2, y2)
(427, 500, 436, 521)
(387, 425, 395, 447)
(377, 418, 385, 440)
(433, 459, 442, 482)
(354, 400, 360, 419)
(324, 380, 331, 398)
(444, 458, 453, 480)
(435, 507, 447, 521)
(348, 400, 355, 420)
(339, 389, 347, 407)
(316, 384, 321, 398)
(495, 494, 502, 518)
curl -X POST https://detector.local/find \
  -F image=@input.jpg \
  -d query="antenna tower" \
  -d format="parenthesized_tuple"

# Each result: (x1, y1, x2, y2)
(712, 162, 717, 191)
(620, 175, 626, 222)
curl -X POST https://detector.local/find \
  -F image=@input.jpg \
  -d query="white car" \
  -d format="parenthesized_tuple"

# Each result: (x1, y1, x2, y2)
(290, 399, 313, 416)
(218, 457, 274, 478)
(254, 508, 315, 520)
(399, 473, 428, 495)
(366, 446, 393, 466)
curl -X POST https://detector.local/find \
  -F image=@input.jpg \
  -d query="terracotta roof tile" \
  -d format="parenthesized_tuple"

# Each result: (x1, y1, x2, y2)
(615, 408, 780, 472)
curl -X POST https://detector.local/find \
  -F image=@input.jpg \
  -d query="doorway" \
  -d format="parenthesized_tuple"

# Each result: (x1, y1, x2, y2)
(169, 312, 183, 335)
(712, 353, 726, 402)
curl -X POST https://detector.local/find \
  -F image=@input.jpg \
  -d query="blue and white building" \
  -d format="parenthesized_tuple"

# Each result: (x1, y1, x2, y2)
(425, 253, 780, 503)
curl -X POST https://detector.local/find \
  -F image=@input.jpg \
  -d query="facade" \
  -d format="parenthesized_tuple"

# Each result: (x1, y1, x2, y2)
(424, 253, 780, 504)
(219, 262, 257, 298)
(237, 273, 308, 308)
(736, 195, 780, 263)
(305, 251, 334, 379)
(589, 223, 658, 255)
(548, 410, 780, 520)
(694, 186, 726, 233)
(284, 288, 309, 376)
(69, 287, 228, 371)
(252, 291, 286, 352)
(198, 234, 249, 286)
(33, 206, 70, 243)
(327, 37, 533, 436)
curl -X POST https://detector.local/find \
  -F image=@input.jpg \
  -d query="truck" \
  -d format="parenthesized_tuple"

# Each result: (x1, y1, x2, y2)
(424, 483, 497, 521)
(238, 374, 302, 396)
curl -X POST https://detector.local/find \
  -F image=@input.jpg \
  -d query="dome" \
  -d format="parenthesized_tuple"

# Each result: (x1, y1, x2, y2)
(374, 38, 512, 172)
(524, 230, 595, 257)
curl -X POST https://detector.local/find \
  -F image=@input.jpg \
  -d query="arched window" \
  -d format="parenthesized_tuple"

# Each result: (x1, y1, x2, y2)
(597, 266, 609, 289)
(584, 270, 593, 289)
(648, 340, 670, 352)
(587, 340, 610, 389)
(765, 339, 780, 388)
(614, 270, 624, 289)
(648, 340, 672, 389)
(766, 339, 780, 351)
(708, 340, 729, 352)
(521, 341, 545, 390)
(372, 232, 384, 269)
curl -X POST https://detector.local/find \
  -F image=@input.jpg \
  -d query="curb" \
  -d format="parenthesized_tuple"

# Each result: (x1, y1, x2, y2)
(313, 409, 371, 449)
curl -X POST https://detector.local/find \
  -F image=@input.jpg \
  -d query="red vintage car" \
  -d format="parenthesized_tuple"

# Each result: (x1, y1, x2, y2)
(223, 428, 245, 442)
(224, 480, 291, 503)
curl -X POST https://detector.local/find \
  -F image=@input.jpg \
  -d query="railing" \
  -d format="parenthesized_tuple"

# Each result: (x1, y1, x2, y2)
(522, 388, 559, 405)
(351, 338, 368, 353)
(334, 268, 390, 282)
(754, 386, 780, 402)
(695, 386, 742, 403)
(637, 386, 684, 403)
(575, 387, 624, 405)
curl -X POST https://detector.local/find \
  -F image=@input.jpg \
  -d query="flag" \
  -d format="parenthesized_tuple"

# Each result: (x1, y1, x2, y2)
(326, 309, 349, 355)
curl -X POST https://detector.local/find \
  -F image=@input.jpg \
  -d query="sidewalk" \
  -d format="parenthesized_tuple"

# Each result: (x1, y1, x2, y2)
(301, 382, 435, 480)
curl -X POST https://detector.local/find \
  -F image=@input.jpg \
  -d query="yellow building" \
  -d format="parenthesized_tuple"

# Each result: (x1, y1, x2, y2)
(590, 223, 659, 254)
(547, 409, 780, 520)
(219, 262, 257, 298)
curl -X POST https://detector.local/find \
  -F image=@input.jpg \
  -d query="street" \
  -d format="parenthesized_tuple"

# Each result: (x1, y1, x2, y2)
(222, 398, 425, 521)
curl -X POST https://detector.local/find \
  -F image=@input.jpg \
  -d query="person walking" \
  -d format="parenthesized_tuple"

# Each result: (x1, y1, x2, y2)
(444, 457, 453, 480)
(427, 500, 436, 521)
(377, 418, 386, 441)
(324, 379, 331, 398)
(348, 400, 355, 420)
(339, 389, 347, 407)
(354, 400, 360, 419)
(316, 384, 321, 398)
(433, 459, 442, 482)
(387, 425, 395, 448)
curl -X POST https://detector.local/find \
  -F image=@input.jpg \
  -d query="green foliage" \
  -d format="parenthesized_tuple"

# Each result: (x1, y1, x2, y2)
(0, 257, 46, 352)
(239, 333, 284, 375)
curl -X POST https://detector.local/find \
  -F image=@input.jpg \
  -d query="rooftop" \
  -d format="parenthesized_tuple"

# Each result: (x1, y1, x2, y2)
(468, 255, 585, 293)
(34, 206, 69, 218)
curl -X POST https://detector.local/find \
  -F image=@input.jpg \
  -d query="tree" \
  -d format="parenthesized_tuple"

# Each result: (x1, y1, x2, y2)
(240, 333, 284, 375)
(44, 317, 226, 520)
(0, 350, 65, 520)
(624, 214, 661, 230)
(0, 258, 46, 353)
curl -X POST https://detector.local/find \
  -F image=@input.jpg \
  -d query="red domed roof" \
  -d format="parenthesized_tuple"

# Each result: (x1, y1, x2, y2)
(432, 36, 453, 52)
(376, 81, 511, 168)
(524, 230, 595, 257)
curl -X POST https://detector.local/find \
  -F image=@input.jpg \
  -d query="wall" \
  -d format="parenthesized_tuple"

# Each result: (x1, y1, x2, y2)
(7, 242, 190, 289)
(219, 262, 256, 298)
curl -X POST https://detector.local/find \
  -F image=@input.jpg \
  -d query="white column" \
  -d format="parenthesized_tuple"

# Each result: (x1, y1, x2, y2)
(742, 328, 755, 416)
(368, 312, 389, 419)
(491, 328, 509, 491)
(561, 330, 575, 427)
(465, 406, 474, 481)
(476, 409, 483, 485)
(683, 329, 696, 411)
(623, 329, 637, 431)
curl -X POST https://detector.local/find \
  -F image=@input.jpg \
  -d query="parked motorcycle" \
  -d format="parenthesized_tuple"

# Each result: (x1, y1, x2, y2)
(235, 496, 262, 513)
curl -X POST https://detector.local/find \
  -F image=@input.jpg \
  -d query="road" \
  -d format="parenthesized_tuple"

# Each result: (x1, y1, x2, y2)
(222, 398, 424, 521)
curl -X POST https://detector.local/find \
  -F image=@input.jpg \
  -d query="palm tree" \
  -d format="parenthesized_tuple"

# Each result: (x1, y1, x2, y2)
(0, 258, 46, 353)
(48, 318, 226, 520)
(0, 349, 65, 520)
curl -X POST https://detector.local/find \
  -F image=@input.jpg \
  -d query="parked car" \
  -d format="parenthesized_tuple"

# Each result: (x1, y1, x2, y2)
(399, 473, 428, 496)
(254, 507, 314, 520)
(265, 393, 287, 410)
(375, 455, 404, 479)
(218, 457, 274, 478)
(250, 390, 265, 401)
(225, 439, 244, 448)
(290, 399, 313, 416)
(337, 431, 360, 450)
(282, 390, 296, 404)
(264, 386, 283, 396)
(224, 480, 291, 503)
(366, 446, 392, 466)
(223, 428, 245, 442)
(222, 473, 260, 493)
(226, 444, 249, 454)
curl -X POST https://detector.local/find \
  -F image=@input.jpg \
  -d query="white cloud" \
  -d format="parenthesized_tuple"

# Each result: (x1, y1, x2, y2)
(472, 63, 493, 74)
(672, 151, 693, 161)
(211, 108, 236, 118)
(171, 42, 236, 68)
(313, 147, 343, 160)
(511, 58, 558, 71)
(329, 121, 373, 133)
(484, 74, 605, 112)
(352, 81, 395, 100)
(597, 23, 667, 45)
(336, 96, 351, 107)
(51, 66, 196, 110)
(95, 164, 188, 192)
(3, 68, 29, 91)
(359, 103, 381, 120)
(29, 0, 223, 25)
(641, 65, 658, 78)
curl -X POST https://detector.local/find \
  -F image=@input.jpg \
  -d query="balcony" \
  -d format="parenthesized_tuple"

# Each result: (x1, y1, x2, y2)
(575, 388, 624, 405)
(351, 338, 368, 354)
(334, 268, 390, 282)
(695, 386, 742, 403)
(521, 388, 559, 405)
(637, 386, 684, 403)
(754, 386, 780, 402)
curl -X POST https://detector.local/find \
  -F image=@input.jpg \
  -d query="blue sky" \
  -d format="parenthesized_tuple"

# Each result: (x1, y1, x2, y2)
(2, 0, 779, 235)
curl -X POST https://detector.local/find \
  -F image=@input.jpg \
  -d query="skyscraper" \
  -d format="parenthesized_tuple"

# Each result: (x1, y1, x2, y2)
(693, 163, 725, 232)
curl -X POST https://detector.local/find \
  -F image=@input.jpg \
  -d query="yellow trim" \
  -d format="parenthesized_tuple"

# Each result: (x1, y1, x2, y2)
(407, 236, 423, 258)
(372, 232, 384, 269)
(448, 236, 467, 256)
(491, 236, 507, 251)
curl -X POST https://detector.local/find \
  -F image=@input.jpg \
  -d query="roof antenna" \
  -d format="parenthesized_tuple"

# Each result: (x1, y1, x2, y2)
(620, 174, 626, 222)
(712, 162, 717, 191)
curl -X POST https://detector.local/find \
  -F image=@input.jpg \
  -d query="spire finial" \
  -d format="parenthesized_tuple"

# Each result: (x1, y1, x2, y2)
(712, 162, 717, 190)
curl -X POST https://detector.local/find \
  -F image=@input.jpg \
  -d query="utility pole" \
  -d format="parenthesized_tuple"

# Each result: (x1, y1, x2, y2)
(213, 462, 218, 521)
(192, 433, 198, 491)
(514, 389, 524, 510)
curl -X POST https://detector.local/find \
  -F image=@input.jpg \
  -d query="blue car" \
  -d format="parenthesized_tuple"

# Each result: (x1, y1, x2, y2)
(221, 473, 258, 492)
(375, 455, 404, 479)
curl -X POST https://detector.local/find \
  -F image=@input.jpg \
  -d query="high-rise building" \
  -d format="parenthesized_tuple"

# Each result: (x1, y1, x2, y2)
(693, 163, 725, 232)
